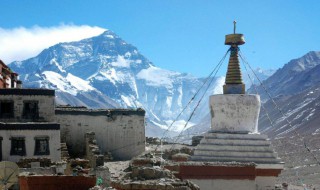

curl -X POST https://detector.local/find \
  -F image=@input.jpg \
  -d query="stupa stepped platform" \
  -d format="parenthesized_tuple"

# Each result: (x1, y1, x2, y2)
(191, 132, 283, 164)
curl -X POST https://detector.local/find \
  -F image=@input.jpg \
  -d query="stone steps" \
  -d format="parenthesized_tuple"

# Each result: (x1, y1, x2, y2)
(196, 144, 274, 152)
(204, 132, 268, 140)
(194, 149, 278, 158)
(191, 155, 282, 164)
(200, 138, 271, 146)
(191, 132, 282, 164)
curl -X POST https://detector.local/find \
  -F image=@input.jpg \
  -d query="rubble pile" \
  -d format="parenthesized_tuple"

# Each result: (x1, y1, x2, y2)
(162, 147, 194, 160)
(17, 158, 52, 168)
(110, 153, 200, 190)
(104, 151, 114, 162)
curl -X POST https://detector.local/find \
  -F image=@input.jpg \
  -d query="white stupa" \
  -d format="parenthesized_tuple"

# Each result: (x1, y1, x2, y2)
(185, 22, 284, 190)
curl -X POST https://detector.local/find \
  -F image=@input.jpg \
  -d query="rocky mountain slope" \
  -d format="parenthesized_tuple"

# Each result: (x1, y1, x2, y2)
(248, 51, 320, 101)
(253, 51, 320, 137)
(253, 52, 320, 185)
(9, 30, 224, 136)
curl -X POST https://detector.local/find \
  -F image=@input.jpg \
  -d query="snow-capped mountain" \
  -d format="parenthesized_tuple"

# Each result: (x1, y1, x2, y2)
(248, 51, 320, 101)
(9, 30, 224, 136)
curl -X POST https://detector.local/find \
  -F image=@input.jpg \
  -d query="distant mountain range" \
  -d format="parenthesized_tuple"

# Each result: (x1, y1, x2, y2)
(186, 51, 320, 139)
(9, 29, 314, 139)
(9, 30, 225, 137)
(7, 31, 320, 184)
(248, 51, 320, 101)
(253, 51, 320, 137)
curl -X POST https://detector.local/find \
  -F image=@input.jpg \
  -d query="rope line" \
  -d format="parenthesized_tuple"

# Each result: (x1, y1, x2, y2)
(239, 51, 320, 165)
(169, 48, 227, 150)
(161, 49, 230, 138)
(154, 49, 230, 152)
(240, 56, 275, 131)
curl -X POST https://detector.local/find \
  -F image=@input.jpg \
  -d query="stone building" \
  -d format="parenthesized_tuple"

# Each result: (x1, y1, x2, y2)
(55, 106, 146, 160)
(0, 88, 61, 162)
(0, 60, 21, 89)
(0, 60, 146, 164)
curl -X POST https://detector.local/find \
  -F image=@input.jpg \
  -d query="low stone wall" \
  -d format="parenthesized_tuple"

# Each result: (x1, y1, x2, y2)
(85, 132, 104, 168)
(20, 167, 56, 175)
(17, 158, 51, 168)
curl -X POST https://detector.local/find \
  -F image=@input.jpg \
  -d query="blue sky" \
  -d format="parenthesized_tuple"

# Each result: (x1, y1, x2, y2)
(1, 0, 319, 77)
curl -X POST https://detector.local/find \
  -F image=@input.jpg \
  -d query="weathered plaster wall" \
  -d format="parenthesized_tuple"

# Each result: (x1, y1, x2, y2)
(190, 179, 255, 190)
(56, 110, 145, 160)
(0, 129, 61, 162)
(210, 94, 260, 133)
(256, 164, 283, 190)
(255, 176, 277, 190)
(0, 92, 55, 122)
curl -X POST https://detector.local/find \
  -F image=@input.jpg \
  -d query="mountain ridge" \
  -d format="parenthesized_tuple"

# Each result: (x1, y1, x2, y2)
(9, 30, 224, 136)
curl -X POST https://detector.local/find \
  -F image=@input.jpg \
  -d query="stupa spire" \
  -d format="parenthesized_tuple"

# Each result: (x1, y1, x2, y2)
(223, 21, 245, 94)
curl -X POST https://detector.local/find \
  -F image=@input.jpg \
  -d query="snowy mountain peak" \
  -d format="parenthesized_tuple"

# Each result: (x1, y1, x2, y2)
(284, 51, 320, 73)
(9, 29, 223, 136)
(98, 30, 119, 39)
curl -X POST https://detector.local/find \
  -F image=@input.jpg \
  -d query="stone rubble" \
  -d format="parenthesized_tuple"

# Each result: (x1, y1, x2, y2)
(110, 153, 200, 190)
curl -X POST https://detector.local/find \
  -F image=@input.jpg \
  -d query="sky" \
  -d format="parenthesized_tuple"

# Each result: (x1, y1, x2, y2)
(0, 0, 319, 77)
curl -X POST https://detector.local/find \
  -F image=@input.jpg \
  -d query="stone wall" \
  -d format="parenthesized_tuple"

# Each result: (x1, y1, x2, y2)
(0, 89, 55, 122)
(85, 132, 104, 168)
(56, 108, 146, 160)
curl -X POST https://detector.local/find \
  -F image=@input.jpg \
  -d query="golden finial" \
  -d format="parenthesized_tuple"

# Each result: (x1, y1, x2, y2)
(223, 21, 245, 94)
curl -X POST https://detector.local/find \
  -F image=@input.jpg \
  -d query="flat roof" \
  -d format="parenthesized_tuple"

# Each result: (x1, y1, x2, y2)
(55, 107, 145, 116)
(0, 123, 60, 130)
(0, 88, 55, 96)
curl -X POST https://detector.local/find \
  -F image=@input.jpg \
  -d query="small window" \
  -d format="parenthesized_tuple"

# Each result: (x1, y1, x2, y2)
(34, 137, 50, 155)
(22, 101, 39, 120)
(0, 101, 14, 118)
(10, 137, 26, 156)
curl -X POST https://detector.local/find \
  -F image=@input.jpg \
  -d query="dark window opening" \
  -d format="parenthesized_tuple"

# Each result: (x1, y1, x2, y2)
(22, 101, 39, 120)
(10, 137, 26, 156)
(0, 101, 14, 118)
(34, 137, 50, 155)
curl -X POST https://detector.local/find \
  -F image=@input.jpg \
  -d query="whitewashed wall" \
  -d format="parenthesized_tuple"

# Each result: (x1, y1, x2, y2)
(56, 110, 145, 160)
(190, 179, 255, 190)
(0, 129, 61, 162)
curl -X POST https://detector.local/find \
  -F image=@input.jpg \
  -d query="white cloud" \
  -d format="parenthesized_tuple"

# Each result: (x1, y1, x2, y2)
(0, 24, 106, 64)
